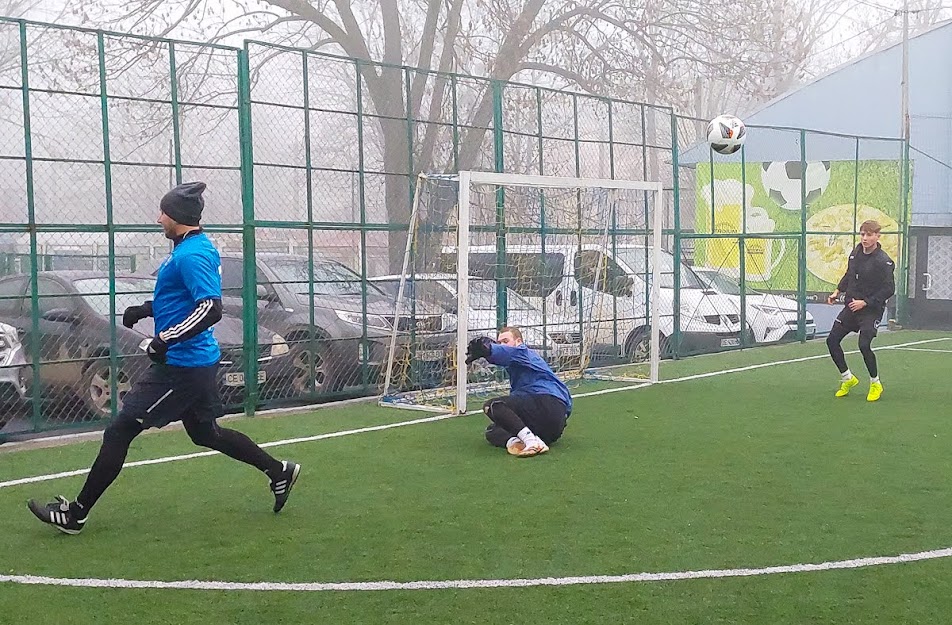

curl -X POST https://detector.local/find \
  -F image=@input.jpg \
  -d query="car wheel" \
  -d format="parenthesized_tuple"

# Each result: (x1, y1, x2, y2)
(625, 328, 670, 363)
(81, 359, 132, 420)
(288, 338, 337, 396)
(0, 368, 27, 429)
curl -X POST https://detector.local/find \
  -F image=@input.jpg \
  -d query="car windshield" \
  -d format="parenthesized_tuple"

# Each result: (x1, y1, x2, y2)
(469, 281, 536, 311)
(374, 278, 536, 312)
(269, 259, 385, 297)
(74, 277, 157, 317)
(613, 248, 704, 289)
(696, 270, 759, 296)
(374, 278, 457, 309)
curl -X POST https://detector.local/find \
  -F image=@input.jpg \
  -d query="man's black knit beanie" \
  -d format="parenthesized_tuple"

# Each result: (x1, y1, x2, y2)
(160, 181, 206, 226)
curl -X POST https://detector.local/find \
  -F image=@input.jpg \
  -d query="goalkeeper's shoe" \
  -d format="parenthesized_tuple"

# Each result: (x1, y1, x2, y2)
(867, 381, 884, 402)
(269, 460, 301, 513)
(27, 496, 87, 535)
(835, 375, 859, 397)
(506, 438, 526, 456)
(517, 441, 550, 458)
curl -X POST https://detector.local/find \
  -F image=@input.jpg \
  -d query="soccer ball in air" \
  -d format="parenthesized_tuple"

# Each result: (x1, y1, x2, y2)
(707, 114, 747, 155)
(760, 160, 832, 211)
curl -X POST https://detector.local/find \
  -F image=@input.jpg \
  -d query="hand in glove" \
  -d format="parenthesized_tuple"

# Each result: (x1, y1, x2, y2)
(122, 301, 153, 329)
(465, 336, 495, 364)
(146, 335, 169, 364)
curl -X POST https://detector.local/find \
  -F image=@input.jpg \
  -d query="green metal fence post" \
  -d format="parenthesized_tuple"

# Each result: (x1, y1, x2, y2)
(574, 93, 583, 343)
(492, 80, 507, 328)
(19, 20, 43, 433)
(238, 46, 259, 416)
(853, 137, 860, 248)
(739, 142, 747, 347)
(798, 130, 808, 342)
(302, 51, 317, 397)
(169, 41, 183, 186)
(96, 31, 119, 418)
(536, 86, 548, 356)
(357, 63, 372, 389)
(608, 99, 619, 349)
(664, 108, 680, 358)
(670, 111, 681, 359)
(899, 138, 912, 324)
(450, 74, 460, 170)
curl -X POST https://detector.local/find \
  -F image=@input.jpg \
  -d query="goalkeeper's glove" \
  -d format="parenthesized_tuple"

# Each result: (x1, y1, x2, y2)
(465, 336, 494, 364)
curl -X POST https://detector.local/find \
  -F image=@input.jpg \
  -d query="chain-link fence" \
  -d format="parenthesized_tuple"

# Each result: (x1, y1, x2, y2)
(673, 117, 908, 354)
(0, 17, 911, 440)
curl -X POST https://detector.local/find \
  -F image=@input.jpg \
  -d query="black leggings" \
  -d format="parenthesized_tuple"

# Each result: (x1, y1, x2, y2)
(827, 318, 878, 378)
(77, 417, 280, 511)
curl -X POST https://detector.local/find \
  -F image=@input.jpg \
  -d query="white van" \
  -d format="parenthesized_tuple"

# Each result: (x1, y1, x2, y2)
(440, 243, 744, 360)
(369, 273, 583, 362)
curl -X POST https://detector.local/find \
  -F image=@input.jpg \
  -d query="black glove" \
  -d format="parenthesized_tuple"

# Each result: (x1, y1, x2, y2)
(122, 301, 153, 329)
(465, 336, 494, 364)
(146, 335, 169, 364)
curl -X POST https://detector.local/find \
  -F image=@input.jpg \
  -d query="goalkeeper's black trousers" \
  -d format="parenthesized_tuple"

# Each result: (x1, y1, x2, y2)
(76, 363, 282, 511)
(483, 394, 569, 447)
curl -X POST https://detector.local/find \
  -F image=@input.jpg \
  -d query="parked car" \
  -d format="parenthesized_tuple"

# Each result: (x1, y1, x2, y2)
(691, 267, 817, 343)
(0, 321, 28, 430)
(369, 273, 583, 363)
(0, 271, 292, 420)
(216, 253, 455, 396)
(441, 243, 745, 361)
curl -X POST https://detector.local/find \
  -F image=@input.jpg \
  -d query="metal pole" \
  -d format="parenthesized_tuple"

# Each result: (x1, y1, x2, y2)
(900, 0, 910, 143)
(238, 47, 259, 416)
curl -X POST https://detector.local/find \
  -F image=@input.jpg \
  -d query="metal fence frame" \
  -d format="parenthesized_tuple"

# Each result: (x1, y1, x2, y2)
(0, 17, 911, 440)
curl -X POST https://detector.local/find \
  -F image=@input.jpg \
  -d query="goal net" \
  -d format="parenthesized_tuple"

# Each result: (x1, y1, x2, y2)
(379, 171, 665, 414)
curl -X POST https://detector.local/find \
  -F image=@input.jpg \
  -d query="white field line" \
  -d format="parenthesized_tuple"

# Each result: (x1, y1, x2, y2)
(1, 336, 948, 491)
(0, 413, 462, 489)
(564, 336, 951, 399)
(2, 546, 951, 592)
(889, 347, 952, 354)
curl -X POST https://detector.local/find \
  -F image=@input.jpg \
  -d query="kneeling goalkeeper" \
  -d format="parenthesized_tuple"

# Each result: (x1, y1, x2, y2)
(465, 326, 572, 457)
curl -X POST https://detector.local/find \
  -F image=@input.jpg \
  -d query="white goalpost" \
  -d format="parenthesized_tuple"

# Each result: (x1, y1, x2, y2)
(380, 171, 665, 415)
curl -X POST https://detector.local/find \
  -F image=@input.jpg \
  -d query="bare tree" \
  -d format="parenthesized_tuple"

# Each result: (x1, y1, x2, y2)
(68, 0, 848, 267)
(805, 0, 952, 77)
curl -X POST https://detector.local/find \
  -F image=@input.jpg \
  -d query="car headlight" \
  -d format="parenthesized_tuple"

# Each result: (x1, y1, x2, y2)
(0, 322, 16, 351)
(751, 304, 784, 316)
(0, 322, 16, 364)
(335, 309, 391, 330)
(270, 333, 290, 357)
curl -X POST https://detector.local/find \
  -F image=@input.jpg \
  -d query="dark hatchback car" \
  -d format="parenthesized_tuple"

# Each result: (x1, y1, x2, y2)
(0, 271, 293, 420)
(216, 253, 456, 397)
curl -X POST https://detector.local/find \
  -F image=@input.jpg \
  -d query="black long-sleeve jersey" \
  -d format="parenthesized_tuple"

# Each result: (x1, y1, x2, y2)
(835, 243, 896, 313)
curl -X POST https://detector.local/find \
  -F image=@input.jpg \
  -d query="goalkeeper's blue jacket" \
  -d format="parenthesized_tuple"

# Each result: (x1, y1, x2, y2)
(487, 343, 573, 415)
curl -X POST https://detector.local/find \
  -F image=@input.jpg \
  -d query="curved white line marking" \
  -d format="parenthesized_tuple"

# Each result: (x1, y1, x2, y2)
(2, 547, 950, 592)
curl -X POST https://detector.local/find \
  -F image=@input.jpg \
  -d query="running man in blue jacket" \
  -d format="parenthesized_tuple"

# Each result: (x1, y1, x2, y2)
(27, 182, 300, 534)
(466, 326, 572, 458)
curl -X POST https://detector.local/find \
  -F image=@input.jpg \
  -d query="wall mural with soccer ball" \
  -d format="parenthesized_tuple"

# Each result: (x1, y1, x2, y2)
(695, 160, 905, 293)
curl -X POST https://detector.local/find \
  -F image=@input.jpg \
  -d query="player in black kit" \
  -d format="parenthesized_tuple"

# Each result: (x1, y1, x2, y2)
(826, 219, 895, 402)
